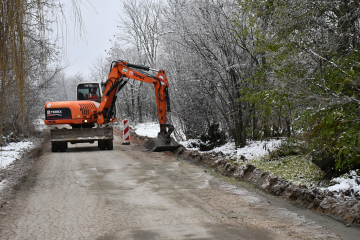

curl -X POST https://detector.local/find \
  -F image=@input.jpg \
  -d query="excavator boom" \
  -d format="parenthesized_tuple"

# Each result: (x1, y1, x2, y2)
(99, 61, 179, 151)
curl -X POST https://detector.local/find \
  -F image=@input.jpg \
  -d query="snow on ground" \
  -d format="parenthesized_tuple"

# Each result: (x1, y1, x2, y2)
(0, 179, 7, 192)
(131, 122, 159, 138)
(33, 118, 46, 131)
(180, 139, 282, 160)
(322, 170, 360, 194)
(0, 141, 34, 169)
(133, 122, 360, 196)
(213, 140, 282, 160)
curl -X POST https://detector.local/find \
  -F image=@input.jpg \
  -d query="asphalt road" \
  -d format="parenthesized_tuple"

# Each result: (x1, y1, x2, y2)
(0, 133, 358, 239)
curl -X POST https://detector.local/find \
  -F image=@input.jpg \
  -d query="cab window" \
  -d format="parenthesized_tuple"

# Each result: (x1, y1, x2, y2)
(77, 83, 100, 102)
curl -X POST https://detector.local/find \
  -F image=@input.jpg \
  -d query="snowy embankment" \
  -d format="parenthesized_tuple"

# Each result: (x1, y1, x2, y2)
(325, 171, 360, 194)
(131, 122, 159, 138)
(0, 117, 44, 188)
(180, 139, 282, 161)
(133, 122, 360, 196)
(0, 141, 34, 169)
(0, 140, 35, 191)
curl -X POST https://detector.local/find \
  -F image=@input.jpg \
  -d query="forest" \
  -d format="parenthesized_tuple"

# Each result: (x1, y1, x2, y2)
(1, 0, 359, 173)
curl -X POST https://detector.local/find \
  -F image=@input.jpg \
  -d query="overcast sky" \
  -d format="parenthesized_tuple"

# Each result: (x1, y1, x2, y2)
(63, 0, 121, 76)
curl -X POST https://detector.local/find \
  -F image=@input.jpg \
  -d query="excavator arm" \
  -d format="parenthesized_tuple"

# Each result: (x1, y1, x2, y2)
(98, 61, 178, 150)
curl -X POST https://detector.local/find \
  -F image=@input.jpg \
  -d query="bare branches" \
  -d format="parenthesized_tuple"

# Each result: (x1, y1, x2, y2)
(0, 0, 87, 139)
(117, 0, 163, 67)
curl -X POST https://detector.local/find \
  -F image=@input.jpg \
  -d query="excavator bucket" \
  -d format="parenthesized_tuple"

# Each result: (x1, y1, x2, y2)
(143, 133, 181, 152)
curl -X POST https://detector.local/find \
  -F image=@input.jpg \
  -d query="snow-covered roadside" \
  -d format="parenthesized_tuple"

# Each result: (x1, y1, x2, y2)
(134, 122, 360, 197)
(0, 140, 36, 193)
(180, 139, 282, 160)
(131, 122, 159, 138)
(32, 118, 47, 131)
(323, 170, 360, 194)
(0, 141, 35, 169)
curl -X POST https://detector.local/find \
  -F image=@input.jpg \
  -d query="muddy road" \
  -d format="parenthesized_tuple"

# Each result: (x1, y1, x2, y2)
(0, 134, 359, 239)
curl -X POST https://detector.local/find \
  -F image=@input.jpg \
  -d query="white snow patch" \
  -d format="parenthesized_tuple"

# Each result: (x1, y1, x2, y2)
(181, 139, 282, 160)
(220, 140, 281, 160)
(321, 170, 360, 194)
(0, 141, 34, 168)
(132, 122, 159, 138)
(33, 118, 46, 131)
(179, 139, 200, 149)
(0, 179, 7, 191)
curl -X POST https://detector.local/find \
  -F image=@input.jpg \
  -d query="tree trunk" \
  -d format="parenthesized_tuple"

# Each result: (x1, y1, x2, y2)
(231, 68, 246, 147)
(286, 119, 291, 138)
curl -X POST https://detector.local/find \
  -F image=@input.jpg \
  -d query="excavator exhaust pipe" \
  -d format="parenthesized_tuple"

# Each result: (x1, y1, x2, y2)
(143, 124, 181, 152)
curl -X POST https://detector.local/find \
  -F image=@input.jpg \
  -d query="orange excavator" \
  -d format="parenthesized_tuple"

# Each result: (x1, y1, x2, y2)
(44, 60, 180, 152)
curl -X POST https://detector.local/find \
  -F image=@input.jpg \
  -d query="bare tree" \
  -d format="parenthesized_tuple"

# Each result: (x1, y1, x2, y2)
(0, 0, 87, 143)
(89, 54, 109, 82)
(159, 0, 250, 146)
(117, 0, 163, 67)
(104, 0, 164, 123)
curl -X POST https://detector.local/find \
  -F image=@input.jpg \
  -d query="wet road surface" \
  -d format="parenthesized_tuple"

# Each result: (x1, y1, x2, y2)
(0, 134, 358, 239)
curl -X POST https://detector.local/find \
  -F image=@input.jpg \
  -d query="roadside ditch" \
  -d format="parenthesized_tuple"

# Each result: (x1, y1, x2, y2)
(171, 145, 360, 226)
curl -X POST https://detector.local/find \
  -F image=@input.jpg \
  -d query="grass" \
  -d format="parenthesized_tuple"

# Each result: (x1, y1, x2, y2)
(245, 155, 325, 187)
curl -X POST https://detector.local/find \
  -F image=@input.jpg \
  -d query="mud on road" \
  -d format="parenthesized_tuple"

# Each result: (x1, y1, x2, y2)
(0, 133, 359, 239)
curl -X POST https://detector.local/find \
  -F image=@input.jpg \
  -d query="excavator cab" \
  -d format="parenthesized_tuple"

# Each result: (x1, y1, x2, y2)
(77, 82, 103, 102)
